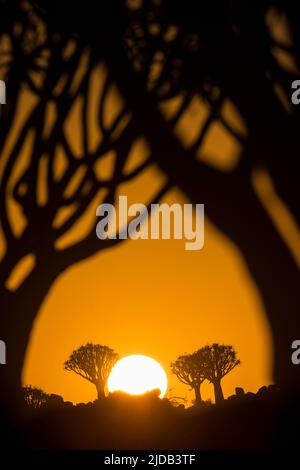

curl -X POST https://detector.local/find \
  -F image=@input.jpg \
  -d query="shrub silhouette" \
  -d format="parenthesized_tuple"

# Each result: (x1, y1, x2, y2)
(22, 385, 49, 409)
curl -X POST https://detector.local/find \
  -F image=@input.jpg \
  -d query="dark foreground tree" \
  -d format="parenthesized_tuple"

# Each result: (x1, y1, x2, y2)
(22, 385, 49, 409)
(0, 0, 169, 414)
(170, 354, 205, 404)
(64, 343, 118, 399)
(195, 344, 240, 403)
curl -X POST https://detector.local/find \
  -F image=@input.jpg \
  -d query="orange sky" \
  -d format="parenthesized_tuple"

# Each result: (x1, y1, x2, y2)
(23, 184, 273, 404)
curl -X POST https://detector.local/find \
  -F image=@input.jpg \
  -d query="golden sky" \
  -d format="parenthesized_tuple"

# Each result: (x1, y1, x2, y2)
(23, 185, 273, 404)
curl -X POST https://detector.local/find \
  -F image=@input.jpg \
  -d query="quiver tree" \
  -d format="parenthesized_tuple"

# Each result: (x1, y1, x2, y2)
(195, 344, 240, 403)
(64, 343, 118, 399)
(170, 354, 205, 404)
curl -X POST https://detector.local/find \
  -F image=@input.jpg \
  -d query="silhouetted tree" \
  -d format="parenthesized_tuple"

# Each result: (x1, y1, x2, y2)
(170, 354, 205, 404)
(64, 343, 118, 399)
(0, 0, 169, 412)
(22, 385, 49, 409)
(195, 344, 240, 403)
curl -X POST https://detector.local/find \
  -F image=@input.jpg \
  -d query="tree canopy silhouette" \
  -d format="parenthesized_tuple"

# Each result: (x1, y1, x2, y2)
(64, 343, 118, 399)
(195, 344, 240, 403)
(170, 353, 205, 404)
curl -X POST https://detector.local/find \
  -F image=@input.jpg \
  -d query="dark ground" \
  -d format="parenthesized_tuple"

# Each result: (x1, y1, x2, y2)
(2, 385, 297, 450)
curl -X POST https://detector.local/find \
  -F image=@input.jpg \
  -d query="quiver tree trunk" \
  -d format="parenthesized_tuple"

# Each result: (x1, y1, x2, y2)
(213, 380, 224, 404)
(95, 380, 106, 400)
(194, 385, 202, 405)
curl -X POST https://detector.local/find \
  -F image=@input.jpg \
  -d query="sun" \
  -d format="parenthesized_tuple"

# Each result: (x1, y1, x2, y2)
(107, 355, 168, 398)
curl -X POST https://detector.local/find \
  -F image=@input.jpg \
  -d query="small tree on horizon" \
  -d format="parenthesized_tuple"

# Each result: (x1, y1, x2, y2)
(195, 344, 240, 403)
(64, 343, 118, 399)
(22, 385, 49, 409)
(170, 354, 205, 404)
